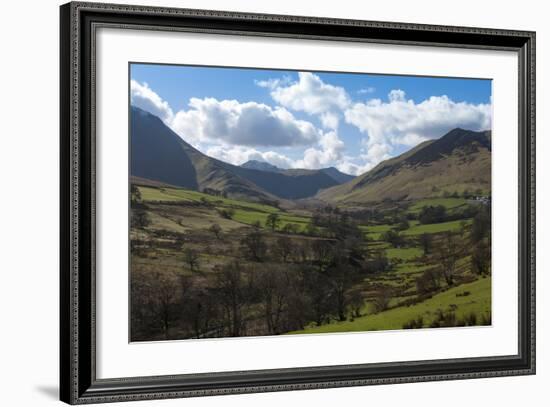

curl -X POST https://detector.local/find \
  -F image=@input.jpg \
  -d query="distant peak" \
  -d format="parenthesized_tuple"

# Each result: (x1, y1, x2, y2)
(241, 160, 282, 173)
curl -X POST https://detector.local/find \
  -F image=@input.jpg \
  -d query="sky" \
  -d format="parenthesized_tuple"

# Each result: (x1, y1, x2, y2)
(130, 63, 492, 176)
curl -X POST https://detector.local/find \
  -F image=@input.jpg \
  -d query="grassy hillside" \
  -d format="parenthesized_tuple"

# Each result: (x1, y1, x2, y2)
(317, 129, 491, 204)
(131, 177, 491, 341)
(289, 277, 491, 334)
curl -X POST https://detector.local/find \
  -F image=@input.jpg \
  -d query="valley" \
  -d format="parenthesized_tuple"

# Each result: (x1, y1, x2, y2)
(129, 106, 492, 341)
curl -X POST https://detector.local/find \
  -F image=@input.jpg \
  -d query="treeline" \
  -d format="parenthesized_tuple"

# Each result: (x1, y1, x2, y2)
(131, 215, 375, 341)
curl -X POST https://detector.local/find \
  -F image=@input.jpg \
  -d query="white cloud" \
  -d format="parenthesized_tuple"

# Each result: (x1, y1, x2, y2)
(131, 80, 321, 148)
(295, 131, 345, 169)
(171, 98, 319, 147)
(132, 79, 491, 178)
(130, 80, 173, 123)
(345, 90, 491, 149)
(254, 76, 292, 90)
(205, 145, 294, 168)
(265, 72, 351, 130)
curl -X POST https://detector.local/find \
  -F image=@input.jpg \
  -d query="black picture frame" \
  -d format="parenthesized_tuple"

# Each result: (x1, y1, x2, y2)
(60, 2, 536, 404)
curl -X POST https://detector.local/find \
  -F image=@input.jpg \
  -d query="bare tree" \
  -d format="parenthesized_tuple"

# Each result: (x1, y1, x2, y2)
(183, 247, 200, 272)
(273, 236, 293, 263)
(372, 286, 392, 313)
(240, 228, 267, 262)
(265, 213, 281, 231)
(208, 223, 222, 240)
(131, 209, 150, 229)
(419, 233, 433, 256)
(214, 262, 252, 337)
(471, 242, 491, 276)
(256, 266, 289, 335)
(437, 232, 461, 286)
(134, 271, 180, 339)
(130, 184, 142, 204)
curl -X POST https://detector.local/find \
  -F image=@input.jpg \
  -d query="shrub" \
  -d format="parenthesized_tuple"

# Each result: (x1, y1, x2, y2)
(403, 316, 424, 329)
(217, 208, 235, 220)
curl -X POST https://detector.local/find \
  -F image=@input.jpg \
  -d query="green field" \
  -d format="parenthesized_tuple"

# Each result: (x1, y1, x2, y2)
(402, 219, 471, 235)
(139, 186, 279, 213)
(132, 183, 490, 340)
(386, 247, 423, 260)
(408, 197, 468, 213)
(290, 277, 491, 334)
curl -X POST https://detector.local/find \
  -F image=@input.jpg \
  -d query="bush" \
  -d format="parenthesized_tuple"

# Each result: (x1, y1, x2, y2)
(382, 229, 405, 248)
(403, 316, 424, 329)
(217, 208, 235, 219)
(372, 287, 392, 313)
(418, 205, 447, 224)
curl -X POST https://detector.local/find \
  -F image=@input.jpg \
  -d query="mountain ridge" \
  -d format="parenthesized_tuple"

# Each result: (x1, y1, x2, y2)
(131, 106, 341, 201)
(317, 128, 491, 204)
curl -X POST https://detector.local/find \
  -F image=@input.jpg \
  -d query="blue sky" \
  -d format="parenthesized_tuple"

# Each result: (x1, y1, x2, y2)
(130, 63, 492, 175)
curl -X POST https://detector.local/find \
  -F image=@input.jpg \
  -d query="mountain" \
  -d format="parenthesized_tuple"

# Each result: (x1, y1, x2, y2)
(317, 128, 491, 204)
(131, 106, 341, 201)
(320, 167, 355, 184)
(241, 160, 282, 173)
(240, 161, 355, 184)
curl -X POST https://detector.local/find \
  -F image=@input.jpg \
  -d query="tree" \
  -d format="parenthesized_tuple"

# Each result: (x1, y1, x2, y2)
(348, 289, 364, 318)
(130, 184, 142, 204)
(182, 285, 219, 339)
(282, 223, 300, 234)
(214, 262, 253, 337)
(256, 265, 289, 335)
(419, 233, 433, 256)
(183, 247, 200, 272)
(471, 206, 491, 243)
(437, 232, 461, 286)
(418, 205, 447, 224)
(265, 213, 281, 231)
(218, 208, 235, 219)
(240, 228, 267, 261)
(471, 242, 491, 276)
(131, 210, 150, 229)
(382, 229, 405, 248)
(415, 268, 442, 295)
(303, 267, 335, 326)
(372, 286, 392, 313)
(209, 223, 222, 240)
(134, 271, 181, 339)
(309, 239, 334, 271)
(304, 221, 318, 236)
(273, 236, 293, 263)
(328, 263, 357, 321)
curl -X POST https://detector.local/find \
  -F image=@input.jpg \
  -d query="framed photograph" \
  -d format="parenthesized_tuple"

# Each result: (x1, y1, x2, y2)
(60, 2, 535, 404)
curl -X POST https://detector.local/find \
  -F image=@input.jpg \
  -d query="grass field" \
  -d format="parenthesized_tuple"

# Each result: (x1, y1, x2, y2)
(139, 186, 279, 213)
(289, 277, 491, 334)
(132, 183, 490, 340)
(408, 197, 468, 213)
(386, 247, 423, 260)
(402, 219, 471, 235)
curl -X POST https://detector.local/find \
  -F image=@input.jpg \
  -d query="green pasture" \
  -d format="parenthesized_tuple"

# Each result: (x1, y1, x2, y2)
(402, 219, 471, 236)
(408, 198, 468, 213)
(138, 186, 279, 213)
(290, 277, 491, 334)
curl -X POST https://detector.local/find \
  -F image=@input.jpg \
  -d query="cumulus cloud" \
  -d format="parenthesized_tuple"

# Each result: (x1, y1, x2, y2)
(131, 78, 491, 178)
(130, 80, 173, 123)
(171, 98, 319, 147)
(263, 72, 351, 130)
(205, 145, 295, 168)
(295, 131, 345, 169)
(345, 90, 491, 148)
(131, 80, 320, 149)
